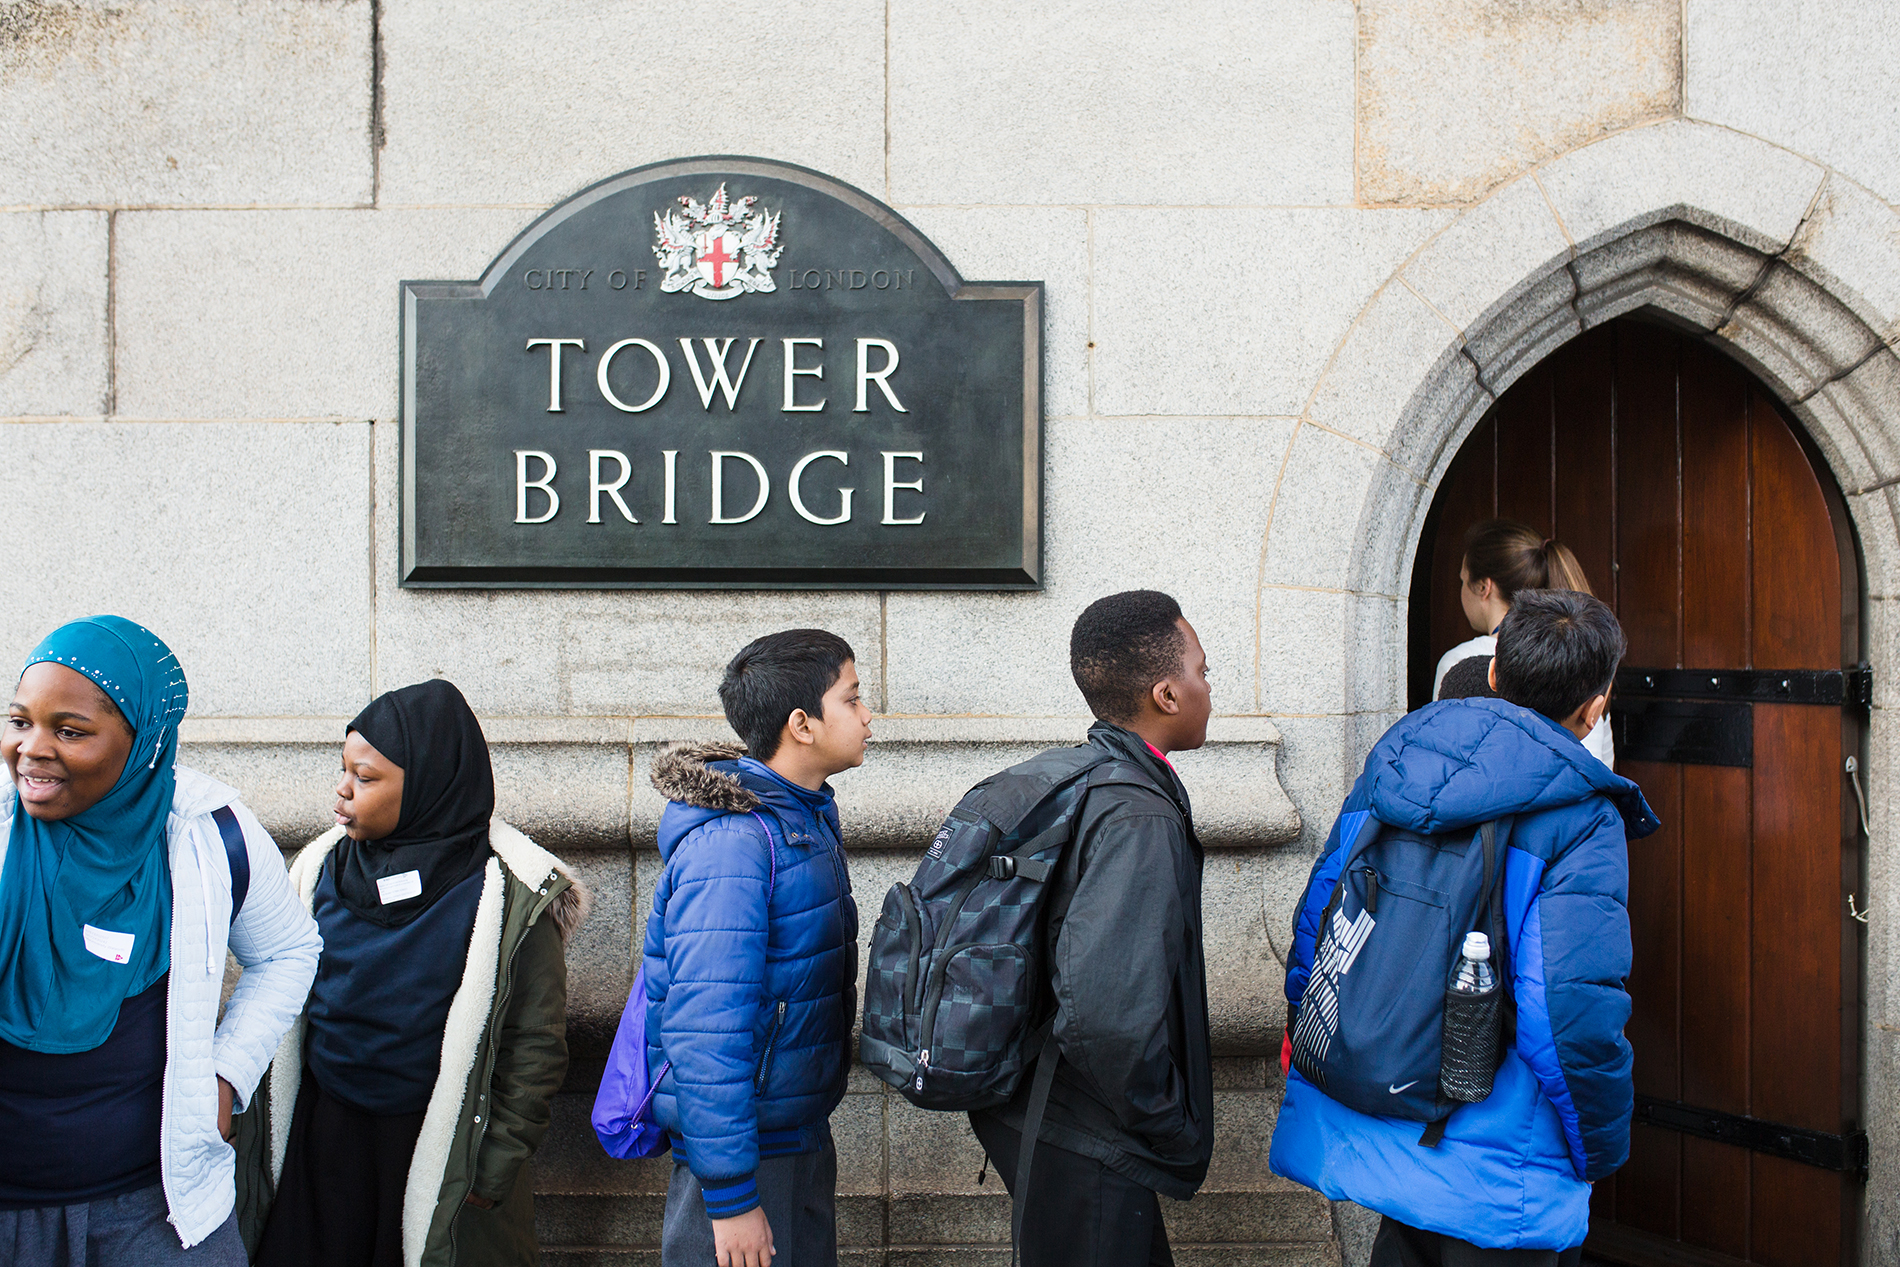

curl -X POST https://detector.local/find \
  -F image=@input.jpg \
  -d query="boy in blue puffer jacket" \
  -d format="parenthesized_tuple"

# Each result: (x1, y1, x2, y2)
(642, 629, 870, 1267)
(1271, 590, 1661, 1266)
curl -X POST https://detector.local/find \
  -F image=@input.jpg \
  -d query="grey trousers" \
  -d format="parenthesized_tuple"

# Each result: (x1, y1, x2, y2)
(0, 1182, 247, 1267)
(662, 1143, 838, 1267)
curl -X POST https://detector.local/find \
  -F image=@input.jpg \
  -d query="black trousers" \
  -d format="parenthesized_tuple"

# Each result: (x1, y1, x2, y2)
(254, 1075, 426, 1267)
(969, 1114, 1173, 1267)
(1370, 1216, 1585, 1267)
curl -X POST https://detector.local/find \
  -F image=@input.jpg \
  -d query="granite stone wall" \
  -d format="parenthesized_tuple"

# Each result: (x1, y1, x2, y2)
(7, 3, 1900, 1263)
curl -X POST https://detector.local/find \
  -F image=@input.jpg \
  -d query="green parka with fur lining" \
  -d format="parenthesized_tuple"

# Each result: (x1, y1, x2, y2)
(234, 819, 589, 1267)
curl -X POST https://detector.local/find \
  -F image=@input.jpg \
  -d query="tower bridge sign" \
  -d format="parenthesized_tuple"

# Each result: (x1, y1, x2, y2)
(400, 156, 1042, 588)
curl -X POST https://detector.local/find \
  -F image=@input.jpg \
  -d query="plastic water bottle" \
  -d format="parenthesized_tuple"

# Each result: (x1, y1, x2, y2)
(1452, 931, 1495, 995)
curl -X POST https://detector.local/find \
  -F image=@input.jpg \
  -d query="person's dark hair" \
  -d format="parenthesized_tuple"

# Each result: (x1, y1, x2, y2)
(1494, 589, 1626, 722)
(1463, 518, 1593, 603)
(1070, 590, 1186, 723)
(1437, 655, 1499, 701)
(718, 629, 856, 759)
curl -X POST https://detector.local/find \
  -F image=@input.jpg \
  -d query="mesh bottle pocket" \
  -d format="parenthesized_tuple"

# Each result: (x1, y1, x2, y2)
(1439, 981, 1503, 1102)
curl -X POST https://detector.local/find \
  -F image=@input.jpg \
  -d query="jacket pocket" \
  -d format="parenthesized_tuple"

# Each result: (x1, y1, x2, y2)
(755, 1000, 788, 1094)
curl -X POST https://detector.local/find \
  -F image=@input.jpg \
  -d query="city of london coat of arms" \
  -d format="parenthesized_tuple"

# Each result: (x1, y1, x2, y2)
(653, 183, 784, 300)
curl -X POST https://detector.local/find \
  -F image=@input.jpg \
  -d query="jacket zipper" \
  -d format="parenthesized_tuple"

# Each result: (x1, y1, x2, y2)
(911, 872, 989, 1089)
(755, 1000, 788, 1093)
(450, 879, 559, 1262)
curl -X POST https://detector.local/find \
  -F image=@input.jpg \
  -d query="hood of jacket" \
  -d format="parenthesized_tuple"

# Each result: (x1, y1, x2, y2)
(651, 741, 841, 859)
(1364, 698, 1659, 839)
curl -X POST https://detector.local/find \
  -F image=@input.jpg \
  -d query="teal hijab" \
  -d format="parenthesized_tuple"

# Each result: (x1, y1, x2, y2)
(0, 616, 188, 1053)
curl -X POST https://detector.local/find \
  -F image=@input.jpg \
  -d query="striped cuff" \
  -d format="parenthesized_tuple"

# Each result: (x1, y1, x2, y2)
(700, 1173, 760, 1219)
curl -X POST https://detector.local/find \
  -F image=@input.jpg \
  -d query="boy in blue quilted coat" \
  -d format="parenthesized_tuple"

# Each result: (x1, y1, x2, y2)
(641, 629, 870, 1267)
(1271, 590, 1661, 1266)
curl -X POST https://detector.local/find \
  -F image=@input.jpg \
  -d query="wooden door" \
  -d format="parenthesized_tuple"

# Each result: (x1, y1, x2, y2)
(1407, 319, 1865, 1267)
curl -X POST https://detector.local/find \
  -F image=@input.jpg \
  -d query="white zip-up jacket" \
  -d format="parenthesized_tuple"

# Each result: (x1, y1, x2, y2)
(0, 767, 322, 1248)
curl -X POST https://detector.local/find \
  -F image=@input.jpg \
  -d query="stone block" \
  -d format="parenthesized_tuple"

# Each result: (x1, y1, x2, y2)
(887, 0, 1352, 207)
(1307, 281, 1461, 453)
(889, 1193, 1008, 1247)
(1269, 715, 1349, 852)
(1787, 174, 1900, 350)
(899, 207, 1088, 421)
(0, 211, 106, 416)
(1461, 268, 1581, 399)
(1257, 588, 1349, 717)
(1204, 851, 1290, 1054)
(1260, 845, 1318, 970)
(1848, 487, 1900, 602)
(378, 0, 885, 206)
(1092, 209, 1445, 419)
(1399, 178, 1570, 336)
(560, 849, 638, 1056)
(543, 1251, 658, 1267)
(1260, 426, 1381, 592)
(175, 741, 339, 848)
(837, 1193, 888, 1248)
(0, 0, 370, 207)
(535, 1192, 662, 1249)
(1686, 1, 1900, 206)
(887, 1094, 990, 1195)
(1720, 262, 1881, 402)
(536, 1091, 665, 1196)
(884, 415, 1295, 717)
(1538, 120, 1825, 259)
(1162, 1188, 1334, 1244)
(113, 207, 531, 421)
(1570, 220, 1761, 336)
(835, 1091, 888, 1196)
(1347, 594, 1405, 716)
(888, 1251, 1009, 1267)
(1794, 349, 1900, 496)
(1331, 1201, 1381, 1267)
(1212, 1058, 1269, 1090)
(1201, 1089, 1292, 1190)
(1170, 1246, 1340, 1267)
(1385, 355, 1490, 486)
(0, 420, 372, 715)
(492, 742, 631, 852)
(1357, 0, 1678, 207)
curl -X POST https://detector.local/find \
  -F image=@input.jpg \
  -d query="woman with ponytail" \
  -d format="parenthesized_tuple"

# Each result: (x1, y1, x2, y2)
(1433, 519, 1616, 769)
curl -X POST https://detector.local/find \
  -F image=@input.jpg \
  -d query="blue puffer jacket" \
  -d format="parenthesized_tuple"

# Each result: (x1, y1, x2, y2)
(641, 743, 857, 1219)
(1270, 698, 1660, 1251)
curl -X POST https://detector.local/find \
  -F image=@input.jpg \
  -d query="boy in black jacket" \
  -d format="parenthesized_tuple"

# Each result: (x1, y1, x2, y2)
(971, 590, 1215, 1267)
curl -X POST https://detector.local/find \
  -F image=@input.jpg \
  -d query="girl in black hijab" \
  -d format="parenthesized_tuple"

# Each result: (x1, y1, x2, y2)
(249, 680, 589, 1267)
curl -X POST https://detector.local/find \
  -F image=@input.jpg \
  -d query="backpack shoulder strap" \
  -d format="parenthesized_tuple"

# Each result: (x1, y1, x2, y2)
(212, 804, 249, 924)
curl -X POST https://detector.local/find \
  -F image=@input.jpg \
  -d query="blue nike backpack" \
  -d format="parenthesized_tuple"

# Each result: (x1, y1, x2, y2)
(1287, 810, 1511, 1136)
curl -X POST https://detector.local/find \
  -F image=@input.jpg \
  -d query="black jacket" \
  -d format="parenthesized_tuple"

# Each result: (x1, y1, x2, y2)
(980, 721, 1213, 1199)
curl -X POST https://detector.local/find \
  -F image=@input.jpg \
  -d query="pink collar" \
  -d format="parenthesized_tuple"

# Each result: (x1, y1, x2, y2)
(1144, 741, 1177, 770)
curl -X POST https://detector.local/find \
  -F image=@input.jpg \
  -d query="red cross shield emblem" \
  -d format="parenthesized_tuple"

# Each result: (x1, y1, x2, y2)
(695, 230, 743, 292)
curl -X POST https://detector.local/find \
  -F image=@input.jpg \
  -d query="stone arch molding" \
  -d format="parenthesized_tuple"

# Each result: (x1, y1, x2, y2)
(1300, 118, 1900, 1253)
(1297, 119, 1900, 727)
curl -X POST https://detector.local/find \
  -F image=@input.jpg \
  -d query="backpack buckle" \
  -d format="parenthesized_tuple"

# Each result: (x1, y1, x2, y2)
(986, 855, 1018, 880)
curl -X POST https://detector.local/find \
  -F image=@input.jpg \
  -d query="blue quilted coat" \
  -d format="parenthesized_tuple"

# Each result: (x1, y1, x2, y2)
(641, 743, 857, 1219)
(1271, 698, 1660, 1250)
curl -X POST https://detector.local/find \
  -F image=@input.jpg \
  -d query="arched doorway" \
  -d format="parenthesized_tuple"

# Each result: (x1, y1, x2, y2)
(1408, 316, 1867, 1267)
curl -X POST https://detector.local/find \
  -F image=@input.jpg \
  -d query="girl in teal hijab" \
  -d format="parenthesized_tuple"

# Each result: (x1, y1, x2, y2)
(0, 615, 189, 1053)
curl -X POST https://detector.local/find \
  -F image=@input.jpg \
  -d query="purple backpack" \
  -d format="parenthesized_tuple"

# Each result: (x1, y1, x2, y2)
(592, 811, 780, 1160)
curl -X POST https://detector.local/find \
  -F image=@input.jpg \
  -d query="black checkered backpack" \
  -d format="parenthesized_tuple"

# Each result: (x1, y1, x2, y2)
(860, 745, 1150, 1252)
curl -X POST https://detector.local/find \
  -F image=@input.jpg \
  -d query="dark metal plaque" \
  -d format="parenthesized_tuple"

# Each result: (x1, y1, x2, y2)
(400, 157, 1042, 588)
(1615, 665, 1870, 709)
(1635, 1095, 1867, 1176)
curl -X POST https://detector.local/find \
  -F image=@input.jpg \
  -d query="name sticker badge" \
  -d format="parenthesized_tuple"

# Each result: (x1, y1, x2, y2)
(82, 924, 136, 964)
(377, 870, 424, 904)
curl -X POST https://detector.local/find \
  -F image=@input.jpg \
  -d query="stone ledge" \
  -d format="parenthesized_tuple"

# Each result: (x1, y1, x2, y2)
(178, 716, 1302, 850)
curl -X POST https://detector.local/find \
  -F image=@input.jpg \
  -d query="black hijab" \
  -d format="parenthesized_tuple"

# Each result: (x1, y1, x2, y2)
(331, 679, 495, 928)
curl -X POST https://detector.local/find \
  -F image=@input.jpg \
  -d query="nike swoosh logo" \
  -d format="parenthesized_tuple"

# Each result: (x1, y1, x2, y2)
(1388, 1080, 1420, 1094)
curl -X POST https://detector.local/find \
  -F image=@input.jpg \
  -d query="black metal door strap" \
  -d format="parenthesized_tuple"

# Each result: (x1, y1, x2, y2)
(1635, 1095, 1868, 1177)
(1611, 699, 1752, 767)
(1615, 666, 1870, 709)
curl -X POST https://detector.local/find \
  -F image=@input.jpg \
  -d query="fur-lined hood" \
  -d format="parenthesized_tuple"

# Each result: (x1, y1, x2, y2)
(650, 740, 757, 812)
